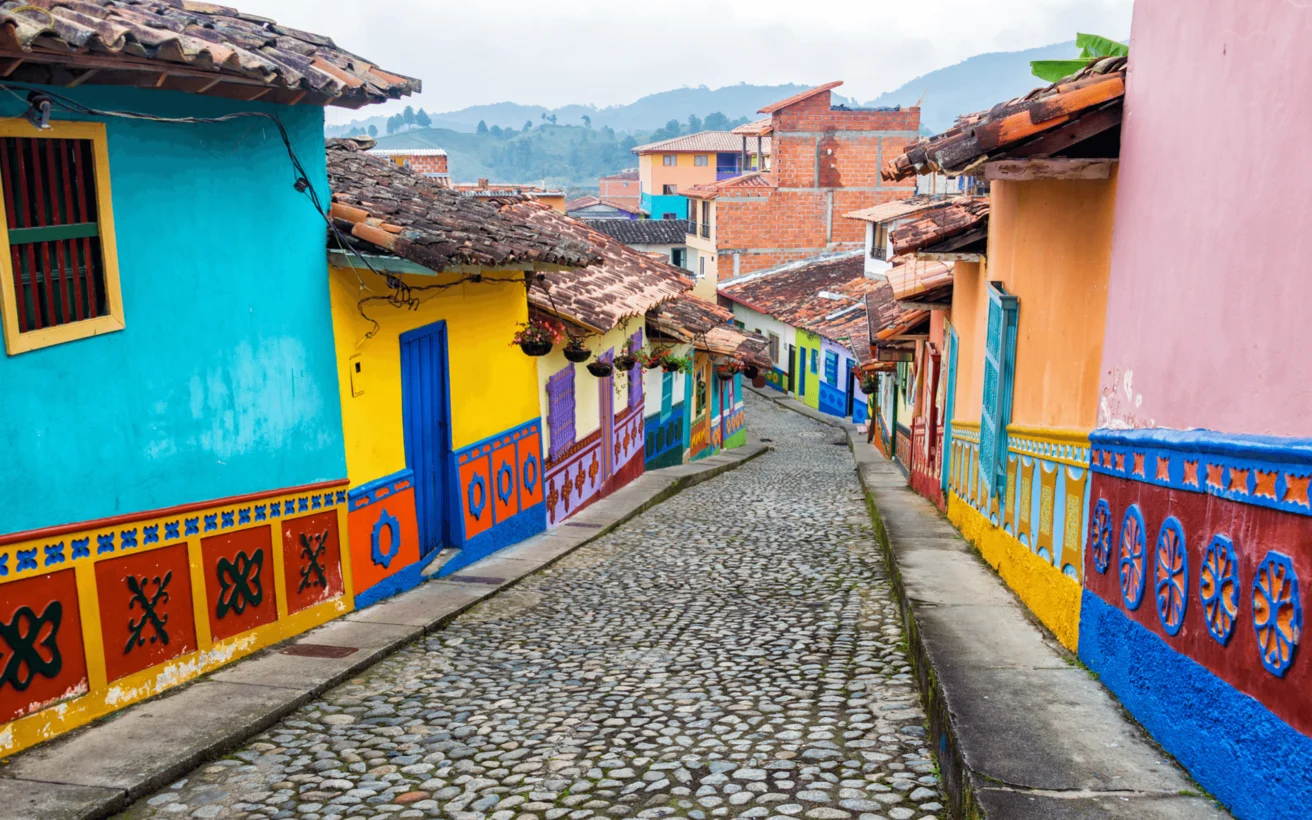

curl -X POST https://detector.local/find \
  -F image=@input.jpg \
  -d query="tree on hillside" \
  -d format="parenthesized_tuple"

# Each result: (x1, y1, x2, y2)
(368, 124, 378, 137)
(403, 105, 416, 127)
(523, 120, 533, 132)
(490, 124, 503, 138)
(386, 114, 399, 134)
(703, 111, 731, 131)
(477, 120, 489, 135)
(687, 114, 702, 134)
(416, 108, 432, 128)
(582, 114, 591, 129)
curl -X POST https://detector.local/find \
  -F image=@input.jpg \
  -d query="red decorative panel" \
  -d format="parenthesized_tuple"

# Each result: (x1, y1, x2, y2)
(94, 543, 197, 682)
(0, 569, 88, 723)
(519, 431, 544, 509)
(281, 512, 344, 615)
(492, 441, 519, 523)
(201, 527, 277, 643)
(459, 454, 493, 540)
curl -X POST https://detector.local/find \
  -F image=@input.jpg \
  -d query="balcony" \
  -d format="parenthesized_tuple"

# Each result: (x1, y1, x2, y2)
(871, 246, 888, 261)
(715, 168, 742, 181)
(701, 224, 710, 239)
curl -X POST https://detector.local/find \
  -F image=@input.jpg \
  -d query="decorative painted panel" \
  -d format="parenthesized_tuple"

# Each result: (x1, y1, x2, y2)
(544, 428, 604, 525)
(612, 403, 645, 475)
(347, 470, 421, 608)
(818, 381, 846, 417)
(454, 419, 546, 542)
(0, 569, 88, 724)
(281, 512, 345, 616)
(95, 543, 196, 683)
(202, 527, 278, 643)
(0, 480, 350, 756)
(645, 403, 686, 470)
(1082, 427, 1312, 743)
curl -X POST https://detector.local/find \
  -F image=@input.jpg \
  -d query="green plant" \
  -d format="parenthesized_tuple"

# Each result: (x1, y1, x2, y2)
(1031, 33, 1129, 83)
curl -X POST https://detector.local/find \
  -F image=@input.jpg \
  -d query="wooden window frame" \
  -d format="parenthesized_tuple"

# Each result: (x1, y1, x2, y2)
(0, 120, 122, 356)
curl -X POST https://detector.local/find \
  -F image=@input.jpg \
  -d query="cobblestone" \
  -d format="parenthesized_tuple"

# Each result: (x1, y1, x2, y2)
(119, 396, 942, 819)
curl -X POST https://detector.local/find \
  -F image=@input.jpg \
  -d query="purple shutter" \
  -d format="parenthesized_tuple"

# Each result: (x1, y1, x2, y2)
(547, 364, 576, 461)
(628, 329, 644, 408)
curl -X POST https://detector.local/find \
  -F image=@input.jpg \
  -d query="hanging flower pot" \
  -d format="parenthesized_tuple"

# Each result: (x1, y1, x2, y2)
(860, 374, 880, 394)
(714, 358, 745, 382)
(614, 354, 638, 371)
(587, 360, 614, 378)
(661, 359, 684, 373)
(742, 364, 760, 380)
(511, 316, 565, 357)
(563, 340, 592, 363)
(752, 375, 767, 389)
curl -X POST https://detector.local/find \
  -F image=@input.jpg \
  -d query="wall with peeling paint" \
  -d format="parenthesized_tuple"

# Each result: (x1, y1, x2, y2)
(1098, 2, 1312, 436)
(0, 85, 345, 537)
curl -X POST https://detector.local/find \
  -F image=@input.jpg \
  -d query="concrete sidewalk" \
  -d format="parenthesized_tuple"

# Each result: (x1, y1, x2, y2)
(752, 389, 1229, 819)
(0, 439, 767, 820)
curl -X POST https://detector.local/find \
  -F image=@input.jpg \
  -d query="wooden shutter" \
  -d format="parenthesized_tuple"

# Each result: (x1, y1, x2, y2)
(546, 364, 576, 461)
(941, 325, 959, 493)
(978, 283, 1019, 499)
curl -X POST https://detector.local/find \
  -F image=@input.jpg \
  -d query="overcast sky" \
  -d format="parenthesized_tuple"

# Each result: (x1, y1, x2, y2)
(240, 0, 1133, 125)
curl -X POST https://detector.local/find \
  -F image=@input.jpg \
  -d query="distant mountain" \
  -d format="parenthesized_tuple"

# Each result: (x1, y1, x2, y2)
(327, 83, 813, 138)
(864, 41, 1079, 135)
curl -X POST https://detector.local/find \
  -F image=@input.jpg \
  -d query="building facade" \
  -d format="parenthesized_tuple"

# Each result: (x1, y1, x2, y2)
(633, 132, 770, 220)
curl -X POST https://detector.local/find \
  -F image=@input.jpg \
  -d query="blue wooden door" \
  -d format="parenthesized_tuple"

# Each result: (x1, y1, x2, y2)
(400, 321, 452, 558)
(941, 326, 959, 494)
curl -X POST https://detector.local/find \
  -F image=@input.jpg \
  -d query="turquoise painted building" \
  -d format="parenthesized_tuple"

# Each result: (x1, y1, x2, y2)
(640, 191, 690, 221)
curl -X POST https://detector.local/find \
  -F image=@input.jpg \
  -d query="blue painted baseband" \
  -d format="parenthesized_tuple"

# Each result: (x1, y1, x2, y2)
(1078, 591, 1312, 820)
(436, 502, 546, 577)
(353, 560, 427, 609)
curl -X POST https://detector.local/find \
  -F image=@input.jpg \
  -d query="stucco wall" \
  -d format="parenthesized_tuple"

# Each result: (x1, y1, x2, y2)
(537, 324, 639, 458)
(988, 175, 1116, 430)
(948, 259, 985, 424)
(0, 86, 343, 537)
(1097, 2, 1312, 436)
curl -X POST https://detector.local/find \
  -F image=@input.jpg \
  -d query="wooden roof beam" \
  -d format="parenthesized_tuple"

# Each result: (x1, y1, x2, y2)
(985, 158, 1115, 181)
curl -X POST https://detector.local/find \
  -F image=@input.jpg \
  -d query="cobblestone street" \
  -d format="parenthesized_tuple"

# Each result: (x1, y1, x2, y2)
(122, 395, 942, 820)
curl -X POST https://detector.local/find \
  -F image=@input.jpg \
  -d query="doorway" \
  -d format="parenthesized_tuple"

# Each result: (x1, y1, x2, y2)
(400, 321, 453, 558)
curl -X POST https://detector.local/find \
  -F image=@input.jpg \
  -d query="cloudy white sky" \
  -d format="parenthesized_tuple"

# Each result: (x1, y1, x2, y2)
(240, 0, 1133, 124)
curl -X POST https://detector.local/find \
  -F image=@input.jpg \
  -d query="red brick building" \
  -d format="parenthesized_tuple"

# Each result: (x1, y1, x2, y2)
(599, 169, 641, 213)
(368, 148, 450, 182)
(708, 82, 919, 282)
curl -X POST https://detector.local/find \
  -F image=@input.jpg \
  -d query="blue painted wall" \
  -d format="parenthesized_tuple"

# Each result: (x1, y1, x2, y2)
(0, 85, 345, 536)
(645, 403, 686, 470)
(818, 381, 847, 418)
(640, 191, 689, 221)
(1079, 592, 1312, 820)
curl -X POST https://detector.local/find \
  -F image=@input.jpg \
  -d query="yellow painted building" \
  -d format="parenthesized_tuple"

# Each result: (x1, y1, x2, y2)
(325, 141, 598, 603)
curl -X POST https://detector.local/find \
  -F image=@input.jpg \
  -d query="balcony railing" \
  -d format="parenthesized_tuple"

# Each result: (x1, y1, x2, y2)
(701, 225, 710, 239)
(716, 168, 742, 181)
(871, 246, 888, 261)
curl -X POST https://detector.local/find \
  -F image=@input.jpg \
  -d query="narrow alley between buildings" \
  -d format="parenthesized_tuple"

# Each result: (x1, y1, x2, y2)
(120, 396, 943, 820)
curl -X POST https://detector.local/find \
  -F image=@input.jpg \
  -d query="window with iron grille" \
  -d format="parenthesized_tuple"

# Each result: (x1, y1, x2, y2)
(0, 122, 121, 355)
(546, 364, 576, 462)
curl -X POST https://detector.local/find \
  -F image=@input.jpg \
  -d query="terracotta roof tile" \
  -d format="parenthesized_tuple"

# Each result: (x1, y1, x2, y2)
(732, 117, 773, 137)
(0, 0, 418, 107)
(720, 254, 868, 330)
(759, 81, 843, 114)
(683, 172, 776, 200)
(890, 198, 989, 255)
(883, 56, 1126, 180)
(600, 168, 639, 181)
(843, 196, 947, 224)
(647, 294, 770, 365)
(500, 202, 691, 334)
(326, 139, 596, 272)
(887, 260, 954, 303)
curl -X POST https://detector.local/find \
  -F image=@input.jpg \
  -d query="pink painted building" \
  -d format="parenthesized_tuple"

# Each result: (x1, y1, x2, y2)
(1078, 3, 1312, 817)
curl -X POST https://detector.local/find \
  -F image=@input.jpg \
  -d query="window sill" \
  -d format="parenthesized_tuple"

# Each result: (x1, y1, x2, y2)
(3, 313, 125, 356)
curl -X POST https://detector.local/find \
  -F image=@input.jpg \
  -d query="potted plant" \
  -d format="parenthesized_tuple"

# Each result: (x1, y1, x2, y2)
(614, 337, 639, 371)
(742, 363, 760, 380)
(861, 373, 880, 394)
(511, 316, 564, 357)
(714, 358, 744, 381)
(587, 360, 614, 378)
(563, 338, 592, 363)
(639, 345, 678, 372)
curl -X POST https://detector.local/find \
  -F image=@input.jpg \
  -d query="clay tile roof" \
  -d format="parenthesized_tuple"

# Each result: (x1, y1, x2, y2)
(883, 56, 1127, 181)
(887, 259, 954, 304)
(795, 276, 888, 348)
(565, 196, 600, 212)
(370, 148, 447, 158)
(719, 253, 867, 327)
(584, 219, 689, 246)
(843, 196, 946, 224)
(889, 198, 989, 255)
(866, 284, 905, 339)
(600, 168, 639, 181)
(326, 139, 597, 273)
(683, 172, 776, 200)
(758, 81, 843, 114)
(499, 202, 691, 334)
(733, 117, 773, 137)
(647, 294, 771, 366)
(0, 0, 419, 107)
(631, 131, 771, 155)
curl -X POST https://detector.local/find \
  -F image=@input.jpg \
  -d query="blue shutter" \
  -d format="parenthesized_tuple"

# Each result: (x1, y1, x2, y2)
(979, 283, 1019, 499)
(660, 371, 673, 419)
(941, 326, 959, 493)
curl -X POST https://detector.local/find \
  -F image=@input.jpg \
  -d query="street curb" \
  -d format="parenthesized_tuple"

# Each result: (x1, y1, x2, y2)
(1, 439, 769, 820)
